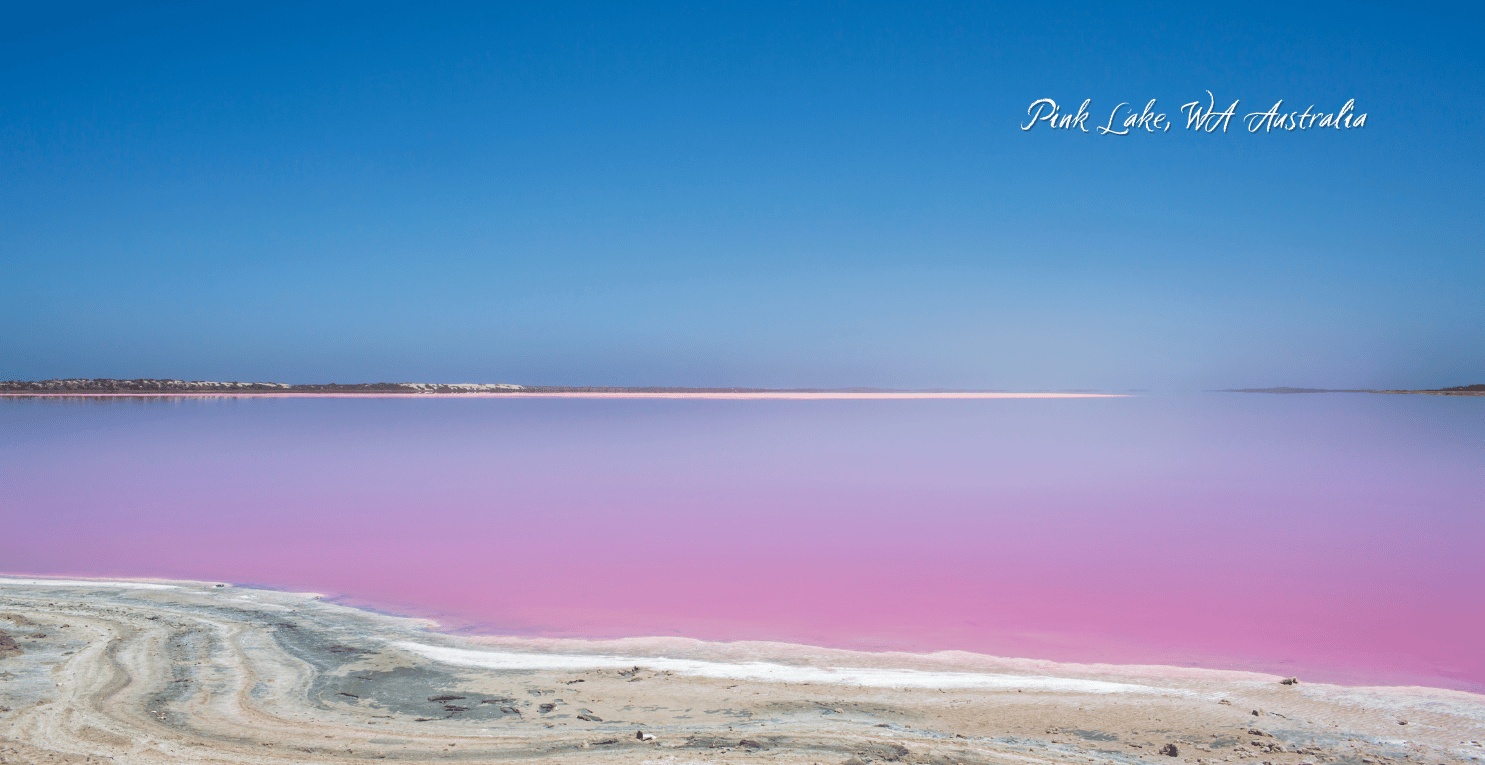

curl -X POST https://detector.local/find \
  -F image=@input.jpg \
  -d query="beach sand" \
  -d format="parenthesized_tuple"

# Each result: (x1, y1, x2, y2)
(1, 577, 1481, 765)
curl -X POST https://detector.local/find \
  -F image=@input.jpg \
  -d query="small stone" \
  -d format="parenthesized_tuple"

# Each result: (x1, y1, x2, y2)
(636, 730, 655, 742)
(738, 739, 764, 749)
(1161, 744, 1180, 757)
(538, 703, 556, 713)
(1280, 677, 1299, 685)
(1252, 709, 1263, 716)
(1219, 699, 1232, 705)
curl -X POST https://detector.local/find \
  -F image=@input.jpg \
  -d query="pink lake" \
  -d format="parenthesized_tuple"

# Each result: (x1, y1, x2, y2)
(2, 394, 1481, 691)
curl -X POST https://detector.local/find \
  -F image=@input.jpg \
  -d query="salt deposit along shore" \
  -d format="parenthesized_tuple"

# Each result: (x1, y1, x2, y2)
(2, 577, 1482, 765)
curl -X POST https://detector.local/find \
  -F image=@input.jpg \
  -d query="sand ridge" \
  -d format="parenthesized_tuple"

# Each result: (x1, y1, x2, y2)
(2, 577, 1482, 764)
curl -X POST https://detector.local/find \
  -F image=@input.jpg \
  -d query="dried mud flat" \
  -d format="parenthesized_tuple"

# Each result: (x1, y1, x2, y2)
(1, 578, 1482, 765)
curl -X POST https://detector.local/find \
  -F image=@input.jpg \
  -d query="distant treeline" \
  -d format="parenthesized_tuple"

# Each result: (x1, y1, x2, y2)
(0, 379, 899, 394)
(0, 379, 505, 393)
(1222, 384, 1484, 395)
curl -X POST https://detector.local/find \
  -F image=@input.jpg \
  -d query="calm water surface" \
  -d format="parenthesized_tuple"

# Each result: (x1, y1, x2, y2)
(2, 394, 1481, 690)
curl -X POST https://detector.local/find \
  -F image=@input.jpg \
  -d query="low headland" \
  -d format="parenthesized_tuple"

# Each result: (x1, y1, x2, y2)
(2, 576, 1482, 765)
(1219, 385, 1484, 397)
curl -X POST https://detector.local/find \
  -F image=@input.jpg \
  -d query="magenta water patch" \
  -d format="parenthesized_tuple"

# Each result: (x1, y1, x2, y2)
(1, 395, 1481, 691)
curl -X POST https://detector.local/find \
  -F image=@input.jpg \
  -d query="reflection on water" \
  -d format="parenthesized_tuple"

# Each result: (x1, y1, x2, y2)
(2, 394, 1482, 691)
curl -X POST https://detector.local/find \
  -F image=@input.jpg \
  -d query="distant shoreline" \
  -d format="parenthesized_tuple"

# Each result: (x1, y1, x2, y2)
(4, 379, 1480, 397)
(0, 378, 1124, 398)
(1219, 385, 1485, 396)
(0, 390, 1123, 400)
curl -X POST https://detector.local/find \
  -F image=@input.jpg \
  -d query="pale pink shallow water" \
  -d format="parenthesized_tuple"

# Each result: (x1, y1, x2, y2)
(2, 394, 1482, 691)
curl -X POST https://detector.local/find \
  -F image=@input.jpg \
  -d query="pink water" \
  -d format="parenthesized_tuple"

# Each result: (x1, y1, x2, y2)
(2, 395, 1482, 691)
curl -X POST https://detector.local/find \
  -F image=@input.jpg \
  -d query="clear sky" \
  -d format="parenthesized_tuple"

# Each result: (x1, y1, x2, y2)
(2, 2, 1480, 390)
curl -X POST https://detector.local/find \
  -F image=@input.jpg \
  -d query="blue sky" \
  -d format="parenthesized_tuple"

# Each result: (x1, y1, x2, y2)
(2, 2, 1480, 389)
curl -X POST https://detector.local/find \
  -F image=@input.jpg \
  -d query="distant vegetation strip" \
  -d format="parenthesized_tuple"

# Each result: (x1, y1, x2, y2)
(1220, 385, 1484, 396)
(0, 379, 525, 393)
(3, 380, 1480, 396)
(0, 379, 1014, 395)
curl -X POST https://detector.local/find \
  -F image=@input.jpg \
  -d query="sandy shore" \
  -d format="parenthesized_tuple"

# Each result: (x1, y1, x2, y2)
(1, 577, 1481, 765)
